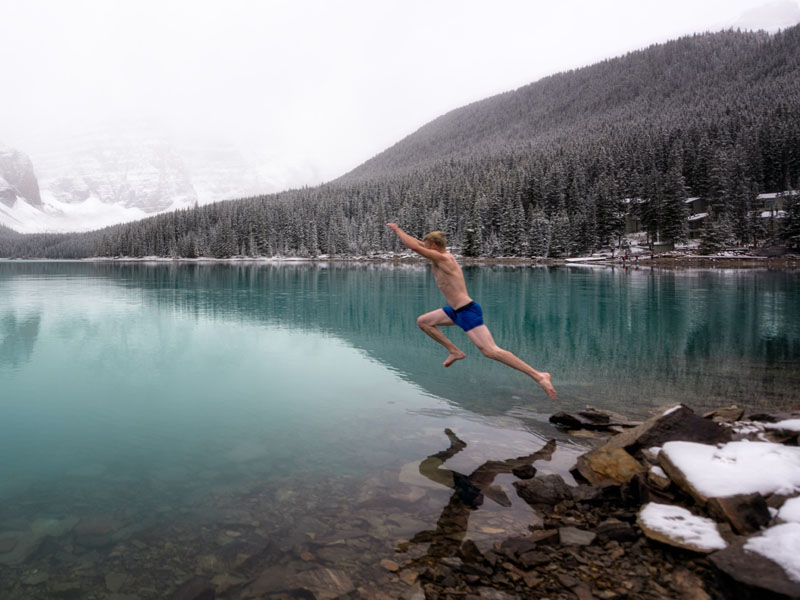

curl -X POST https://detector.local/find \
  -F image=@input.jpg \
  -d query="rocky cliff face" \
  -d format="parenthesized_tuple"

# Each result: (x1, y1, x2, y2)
(0, 146, 42, 209)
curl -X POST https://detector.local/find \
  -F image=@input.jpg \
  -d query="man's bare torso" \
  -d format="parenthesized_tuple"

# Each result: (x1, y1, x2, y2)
(431, 252, 472, 309)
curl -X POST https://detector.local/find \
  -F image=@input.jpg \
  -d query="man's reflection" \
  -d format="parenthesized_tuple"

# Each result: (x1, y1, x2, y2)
(405, 428, 556, 559)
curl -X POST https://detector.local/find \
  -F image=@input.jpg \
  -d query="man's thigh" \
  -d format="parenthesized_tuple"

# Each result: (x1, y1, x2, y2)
(418, 308, 455, 327)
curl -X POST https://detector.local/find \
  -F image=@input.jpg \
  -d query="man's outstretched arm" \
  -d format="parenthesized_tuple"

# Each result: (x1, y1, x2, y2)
(387, 223, 442, 261)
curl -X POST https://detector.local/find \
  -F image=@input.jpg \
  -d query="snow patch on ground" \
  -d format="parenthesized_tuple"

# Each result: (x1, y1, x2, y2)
(639, 503, 726, 551)
(661, 440, 800, 498)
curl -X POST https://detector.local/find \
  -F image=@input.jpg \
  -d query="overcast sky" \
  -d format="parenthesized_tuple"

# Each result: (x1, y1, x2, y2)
(2, 0, 800, 186)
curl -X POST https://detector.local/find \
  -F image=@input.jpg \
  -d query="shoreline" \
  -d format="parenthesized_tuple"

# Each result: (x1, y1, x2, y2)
(1, 254, 798, 270)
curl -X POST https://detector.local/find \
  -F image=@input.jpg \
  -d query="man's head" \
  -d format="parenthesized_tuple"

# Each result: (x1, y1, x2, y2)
(423, 231, 446, 251)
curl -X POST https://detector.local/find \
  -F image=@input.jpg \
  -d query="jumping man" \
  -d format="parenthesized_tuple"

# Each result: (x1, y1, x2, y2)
(386, 223, 557, 401)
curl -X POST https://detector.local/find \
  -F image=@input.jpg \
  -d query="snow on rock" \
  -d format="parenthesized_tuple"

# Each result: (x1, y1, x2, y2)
(778, 496, 800, 524)
(744, 523, 800, 583)
(764, 419, 800, 432)
(637, 502, 726, 553)
(659, 440, 800, 503)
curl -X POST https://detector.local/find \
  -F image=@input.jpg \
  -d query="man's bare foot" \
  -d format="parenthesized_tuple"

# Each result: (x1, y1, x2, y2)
(443, 351, 466, 367)
(537, 372, 557, 400)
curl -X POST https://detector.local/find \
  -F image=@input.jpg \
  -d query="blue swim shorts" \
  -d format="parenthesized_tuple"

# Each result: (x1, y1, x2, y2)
(443, 301, 484, 332)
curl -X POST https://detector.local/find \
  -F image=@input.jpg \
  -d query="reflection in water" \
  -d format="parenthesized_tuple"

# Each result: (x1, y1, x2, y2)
(406, 429, 556, 559)
(0, 313, 41, 368)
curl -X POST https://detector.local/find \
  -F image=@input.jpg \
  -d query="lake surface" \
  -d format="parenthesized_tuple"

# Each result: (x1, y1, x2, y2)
(1, 261, 798, 598)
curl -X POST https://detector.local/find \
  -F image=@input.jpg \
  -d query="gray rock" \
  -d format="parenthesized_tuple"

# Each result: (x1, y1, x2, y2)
(513, 474, 572, 505)
(558, 527, 596, 546)
(604, 404, 731, 455)
(595, 519, 637, 542)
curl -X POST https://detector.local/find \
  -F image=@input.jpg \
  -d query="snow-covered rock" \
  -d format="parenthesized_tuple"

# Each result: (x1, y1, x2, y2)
(659, 440, 800, 504)
(637, 502, 727, 553)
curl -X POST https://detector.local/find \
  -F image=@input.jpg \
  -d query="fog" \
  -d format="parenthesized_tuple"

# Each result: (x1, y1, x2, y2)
(2, 0, 799, 189)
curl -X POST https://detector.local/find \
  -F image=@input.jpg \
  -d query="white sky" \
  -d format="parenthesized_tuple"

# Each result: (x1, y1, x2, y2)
(2, 0, 800, 186)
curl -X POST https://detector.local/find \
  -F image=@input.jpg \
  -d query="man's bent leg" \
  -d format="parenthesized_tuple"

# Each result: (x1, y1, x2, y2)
(465, 325, 556, 400)
(417, 309, 467, 367)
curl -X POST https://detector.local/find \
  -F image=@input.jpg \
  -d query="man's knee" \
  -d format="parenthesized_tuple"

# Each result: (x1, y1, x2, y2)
(480, 344, 502, 360)
(417, 315, 432, 330)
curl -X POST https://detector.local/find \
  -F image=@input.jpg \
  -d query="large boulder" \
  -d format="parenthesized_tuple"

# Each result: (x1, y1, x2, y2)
(658, 440, 800, 506)
(603, 404, 731, 457)
(575, 447, 647, 487)
(710, 529, 800, 600)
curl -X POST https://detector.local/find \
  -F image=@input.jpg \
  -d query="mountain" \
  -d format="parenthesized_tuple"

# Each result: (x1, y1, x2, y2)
(339, 27, 797, 184)
(2, 25, 800, 258)
(0, 125, 306, 234)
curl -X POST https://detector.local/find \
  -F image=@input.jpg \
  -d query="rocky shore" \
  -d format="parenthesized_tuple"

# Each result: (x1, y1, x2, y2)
(407, 404, 800, 600)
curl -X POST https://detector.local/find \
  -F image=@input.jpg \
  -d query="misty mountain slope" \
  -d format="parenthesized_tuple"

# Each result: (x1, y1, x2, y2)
(339, 28, 798, 182)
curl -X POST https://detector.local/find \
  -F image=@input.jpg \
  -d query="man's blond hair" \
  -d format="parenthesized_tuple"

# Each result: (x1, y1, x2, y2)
(423, 231, 446, 250)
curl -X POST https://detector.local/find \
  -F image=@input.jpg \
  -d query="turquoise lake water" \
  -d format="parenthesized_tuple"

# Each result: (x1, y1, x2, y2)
(1, 261, 798, 598)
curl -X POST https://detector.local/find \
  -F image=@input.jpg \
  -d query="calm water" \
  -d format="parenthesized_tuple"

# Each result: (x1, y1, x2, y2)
(1, 261, 798, 598)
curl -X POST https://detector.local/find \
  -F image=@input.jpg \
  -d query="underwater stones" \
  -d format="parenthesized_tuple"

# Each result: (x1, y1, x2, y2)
(291, 568, 356, 600)
(169, 576, 215, 600)
(74, 515, 119, 537)
(105, 572, 132, 593)
(21, 570, 49, 586)
(380, 558, 400, 572)
(0, 531, 19, 554)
